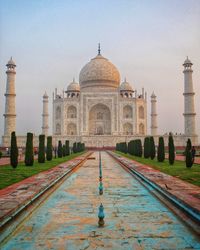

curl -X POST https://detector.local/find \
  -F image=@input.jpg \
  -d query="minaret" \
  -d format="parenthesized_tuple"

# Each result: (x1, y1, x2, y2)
(4, 57, 17, 136)
(42, 92, 49, 136)
(183, 57, 196, 136)
(150, 92, 158, 136)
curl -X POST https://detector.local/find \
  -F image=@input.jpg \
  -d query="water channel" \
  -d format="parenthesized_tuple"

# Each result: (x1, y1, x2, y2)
(1, 152, 200, 249)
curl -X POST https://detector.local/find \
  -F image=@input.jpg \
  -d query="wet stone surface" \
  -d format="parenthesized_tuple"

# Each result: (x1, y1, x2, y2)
(1, 152, 200, 250)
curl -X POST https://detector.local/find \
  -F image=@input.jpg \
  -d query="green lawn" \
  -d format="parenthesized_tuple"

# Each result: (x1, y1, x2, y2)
(0, 152, 85, 190)
(115, 151, 200, 187)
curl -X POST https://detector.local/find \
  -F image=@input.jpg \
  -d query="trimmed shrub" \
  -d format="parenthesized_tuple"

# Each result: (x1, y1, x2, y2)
(168, 133, 175, 165)
(65, 140, 70, 156)
(38, 134, 45, 163)
(144, 137, 150, 158)
(62, 145, 66, 156)
(150, 136, 156, 160)
(10, 131, 18, 168)
(77, 142, 82, 152)
(0, 151, 2, 158)
(25, 132, 34, 166)
(73, 142, 77, 153)
(185, 139, 193, 168)
(137, 139, 143, 157)
(57, 141, 63, 158)
(121, 142, 128, 154)
(46, 136, 53, 161)
(157, 136, 165, 162)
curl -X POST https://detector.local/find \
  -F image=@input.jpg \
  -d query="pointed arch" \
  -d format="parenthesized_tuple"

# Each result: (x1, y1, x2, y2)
(139, 123, 145, 135)
(67, 123, 77, 135)
(55, 123, 61, 135)
(56, 106, 61, 119)
(139, 106, 144, 119)
(123, 122, 133, 135)
(67, 105, 77, 118)
(123, 105, 133, 119)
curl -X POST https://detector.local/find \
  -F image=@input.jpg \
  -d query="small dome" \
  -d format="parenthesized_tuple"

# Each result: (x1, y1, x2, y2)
(79, 53, 120, 90)
(6, 57, 16, 66)
(183, 56, 193, 66)
(120, 78, 133, 92)
(67, 79, 80, 92)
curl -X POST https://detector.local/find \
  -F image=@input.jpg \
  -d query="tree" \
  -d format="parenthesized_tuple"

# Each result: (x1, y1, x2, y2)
(121, 142, 127, 154)
(150, 136, 156, 160)
(10, 131, 18, 168)
(65, 140, 70, 156)
(144, 137, 150, 158)
(157, 136, 165, 162)
(57, 140, 63, 158)
(62, 144, 66, 156)
(46, 136, 53, 161)
(185, 139, 193, 168)
(77, 142, 82, 152)
(73, 142, 77, 153)
(168, 133, 175, 165)
(38, 135, 45, 163)
(0, 151, 2, 159)
(25, 132, 34, 166)
(137, 139, 143, 157)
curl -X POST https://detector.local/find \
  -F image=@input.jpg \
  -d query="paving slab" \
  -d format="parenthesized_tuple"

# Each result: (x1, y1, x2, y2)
(0, 152, 90, 225)
(110, 151, 200, 215)
(1, 151, 200, 249)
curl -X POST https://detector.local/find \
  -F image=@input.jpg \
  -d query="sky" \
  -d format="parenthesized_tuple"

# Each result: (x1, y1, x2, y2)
(0, 0, 200, 140)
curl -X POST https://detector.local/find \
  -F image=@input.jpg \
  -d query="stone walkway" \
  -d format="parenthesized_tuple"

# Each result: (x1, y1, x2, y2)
(1, 152, 200, 249)
(110, 152, 200, 217)
(0, 152, 90, 226)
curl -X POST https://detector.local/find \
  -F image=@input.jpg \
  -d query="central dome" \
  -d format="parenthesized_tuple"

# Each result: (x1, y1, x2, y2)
(79, 53, 120, 90)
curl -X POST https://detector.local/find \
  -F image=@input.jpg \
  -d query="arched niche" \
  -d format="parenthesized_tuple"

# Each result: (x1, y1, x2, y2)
(123, 122, 133, 135)
(67, 123, 77, 135)
(89, 104, 111, 135)
(123, 105, 133, 119)
(67, 105, 77, 118)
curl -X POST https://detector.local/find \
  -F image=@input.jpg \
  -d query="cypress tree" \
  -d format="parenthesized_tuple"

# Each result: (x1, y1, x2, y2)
(73, 142, 77, 153)
(62, 144, 66, 156)
(168, 133, 175, 165)
(77, 142, 81, 152)
(25, 132, 34, 166)
(10, 131, 18, 168)
(57, 140, 63, 158)
(150, 136, 156, 160)
(121, 142, 127, 154)
(157, 136, 165, 162)
(38, 134, 45, 163)
(137, 139, 143, 157)
(144, 137, 150, 158)
(65, 140, 70, 155)
(185, 139, 193, 168)
(46, 136, 53, 161)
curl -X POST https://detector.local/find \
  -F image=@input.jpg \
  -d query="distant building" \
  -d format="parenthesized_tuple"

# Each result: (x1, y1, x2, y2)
(1, 47, 198, 147)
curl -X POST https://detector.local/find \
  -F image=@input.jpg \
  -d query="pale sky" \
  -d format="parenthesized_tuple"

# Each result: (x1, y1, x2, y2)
(0, 0, 200, 140)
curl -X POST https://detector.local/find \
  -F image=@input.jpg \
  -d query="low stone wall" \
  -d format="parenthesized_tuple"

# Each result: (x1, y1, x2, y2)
(1, 134, 198, 148)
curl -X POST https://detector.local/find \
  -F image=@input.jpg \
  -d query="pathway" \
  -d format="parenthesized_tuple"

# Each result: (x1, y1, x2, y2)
(1, 151, 200, 249)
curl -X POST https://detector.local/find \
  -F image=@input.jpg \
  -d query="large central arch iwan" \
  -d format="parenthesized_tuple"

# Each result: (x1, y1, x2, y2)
(89, 103, 111, 135)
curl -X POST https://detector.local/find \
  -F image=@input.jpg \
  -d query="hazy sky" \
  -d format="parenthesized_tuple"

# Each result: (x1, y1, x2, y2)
(0, 0, 200, 140)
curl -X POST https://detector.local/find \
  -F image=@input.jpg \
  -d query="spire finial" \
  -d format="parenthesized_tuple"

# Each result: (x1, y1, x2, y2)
(124, 77, 126, 82)
(98, 43, 101, 55)
(73, 77, 75, 82)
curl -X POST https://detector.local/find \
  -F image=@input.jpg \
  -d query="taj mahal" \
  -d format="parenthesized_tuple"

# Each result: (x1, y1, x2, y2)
(1, 46, 198, 148)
